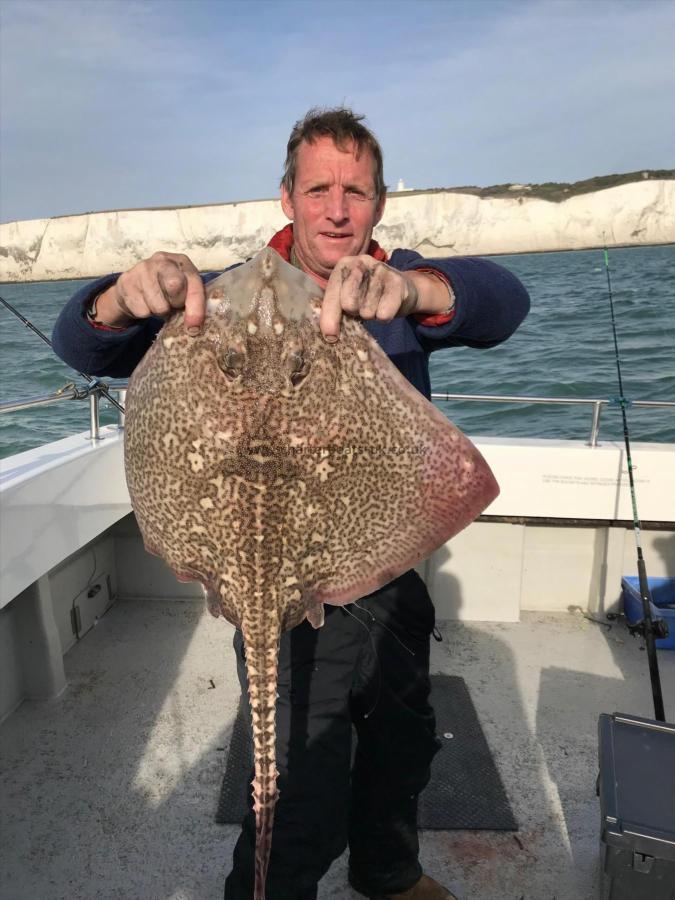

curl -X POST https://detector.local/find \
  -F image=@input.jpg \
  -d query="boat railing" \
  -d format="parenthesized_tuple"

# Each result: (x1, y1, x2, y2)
(0, 383, 673, 448)
(0, 382, 128, 443)
(430, 392, 675, 447)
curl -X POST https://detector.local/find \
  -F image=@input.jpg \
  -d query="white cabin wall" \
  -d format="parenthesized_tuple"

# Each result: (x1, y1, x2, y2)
(0, 536, 117, 722)
(0, 577, 67, 722)
(428, 521, 675, 620)
(621, 529, 675, 584)
(49, 536, 118, 654)
(426, 522, 525, 622)
(112, 514, 202, 601)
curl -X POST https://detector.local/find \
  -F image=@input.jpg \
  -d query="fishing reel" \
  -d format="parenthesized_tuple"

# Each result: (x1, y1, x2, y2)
(627, 615, 670, 641)
(59, 378, 125, 413)
(64, 377, 105, 400)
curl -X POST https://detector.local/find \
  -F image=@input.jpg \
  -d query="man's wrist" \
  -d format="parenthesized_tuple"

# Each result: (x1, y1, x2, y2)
(85, 285, 132, 330)
(406, 269, 455, 316)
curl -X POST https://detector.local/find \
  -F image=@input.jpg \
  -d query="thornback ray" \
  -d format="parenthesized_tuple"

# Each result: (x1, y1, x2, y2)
(123, 247, 499, 900)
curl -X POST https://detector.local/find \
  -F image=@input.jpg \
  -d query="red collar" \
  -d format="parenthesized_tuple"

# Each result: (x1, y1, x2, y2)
(267, 223, 388, 265)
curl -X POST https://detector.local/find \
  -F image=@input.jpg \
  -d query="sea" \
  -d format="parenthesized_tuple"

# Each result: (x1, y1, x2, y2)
(0, 244, 673, 460)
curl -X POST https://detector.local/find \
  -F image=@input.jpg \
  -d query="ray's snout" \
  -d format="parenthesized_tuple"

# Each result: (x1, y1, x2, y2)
(205, 248, 324, 330)
(257, 247, 278, 282)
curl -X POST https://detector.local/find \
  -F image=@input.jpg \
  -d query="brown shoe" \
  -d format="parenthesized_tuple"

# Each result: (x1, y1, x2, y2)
(354, 873, 458, 900)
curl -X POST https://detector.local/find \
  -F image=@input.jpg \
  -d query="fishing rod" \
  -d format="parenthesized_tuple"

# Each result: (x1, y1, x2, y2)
(602, 248, 666, 722)
(0, 294, 125, 415)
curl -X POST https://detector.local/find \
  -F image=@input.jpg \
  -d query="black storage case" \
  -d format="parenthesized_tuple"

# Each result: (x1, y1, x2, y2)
(598, 712, 675, 899)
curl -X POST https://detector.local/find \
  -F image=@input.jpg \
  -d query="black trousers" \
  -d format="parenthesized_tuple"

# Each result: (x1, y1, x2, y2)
(224, 570, 441, 900)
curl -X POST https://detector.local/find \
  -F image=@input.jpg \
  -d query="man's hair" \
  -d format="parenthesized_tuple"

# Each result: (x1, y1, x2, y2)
(281, 107, 386, 203)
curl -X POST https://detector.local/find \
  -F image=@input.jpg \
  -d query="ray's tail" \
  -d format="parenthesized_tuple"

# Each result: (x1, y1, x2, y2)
(241, 617, 281, 900)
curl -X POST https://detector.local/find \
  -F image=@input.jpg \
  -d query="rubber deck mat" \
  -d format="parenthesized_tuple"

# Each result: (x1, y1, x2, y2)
(215, 673, 517, 830)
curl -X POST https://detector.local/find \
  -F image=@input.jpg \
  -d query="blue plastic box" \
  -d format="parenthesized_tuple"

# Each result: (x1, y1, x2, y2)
(621, 576, 675, 650)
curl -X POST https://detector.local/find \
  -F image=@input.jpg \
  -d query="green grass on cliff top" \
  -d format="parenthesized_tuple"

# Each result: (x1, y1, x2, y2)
(399, 169, 675, 202)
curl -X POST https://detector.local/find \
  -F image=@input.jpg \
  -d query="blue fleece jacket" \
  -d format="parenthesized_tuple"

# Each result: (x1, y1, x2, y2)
(51, 249, 529, 400)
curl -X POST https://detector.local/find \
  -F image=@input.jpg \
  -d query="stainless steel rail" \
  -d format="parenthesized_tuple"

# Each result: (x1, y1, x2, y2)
(0, 387, 82, 412)
(431, 393, 675, 447)
(0, 383, 673, 446)
(0, 382, 128, 442)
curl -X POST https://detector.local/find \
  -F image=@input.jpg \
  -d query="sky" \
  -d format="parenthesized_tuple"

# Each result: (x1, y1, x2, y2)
(1, 0, 673, 223)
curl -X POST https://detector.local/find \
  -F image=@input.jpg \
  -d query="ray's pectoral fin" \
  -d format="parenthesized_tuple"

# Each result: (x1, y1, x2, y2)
(305, 603, 325, 630)
(143, 539, 161, 558)
(294, 316, 500, 610)
(205, 585, 222, 619)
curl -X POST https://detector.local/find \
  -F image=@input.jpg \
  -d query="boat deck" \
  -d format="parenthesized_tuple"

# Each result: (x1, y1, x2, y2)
(1, 598, 673, 900)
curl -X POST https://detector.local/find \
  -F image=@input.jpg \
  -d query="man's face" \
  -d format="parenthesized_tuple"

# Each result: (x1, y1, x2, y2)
(280, 136, 386, 283)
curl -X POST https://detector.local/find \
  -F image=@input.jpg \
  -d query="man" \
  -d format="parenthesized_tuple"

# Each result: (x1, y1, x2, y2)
(53, 107, 529, 900)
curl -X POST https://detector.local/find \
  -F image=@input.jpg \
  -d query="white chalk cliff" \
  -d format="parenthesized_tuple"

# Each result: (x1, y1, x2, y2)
(1, 179, 673, 282)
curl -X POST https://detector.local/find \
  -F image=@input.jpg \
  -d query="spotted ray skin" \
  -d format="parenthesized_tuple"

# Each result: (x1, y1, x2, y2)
(124, 248, 499, 900)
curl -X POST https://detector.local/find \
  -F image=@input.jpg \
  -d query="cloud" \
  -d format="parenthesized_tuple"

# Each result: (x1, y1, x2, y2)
(363, 0, 675, 185)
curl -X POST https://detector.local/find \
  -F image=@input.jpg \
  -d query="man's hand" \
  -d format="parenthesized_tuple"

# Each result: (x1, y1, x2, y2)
(320, 256, 420, 343)
(91, 252, 206, 334)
